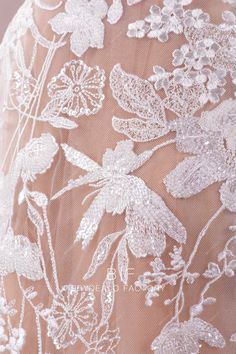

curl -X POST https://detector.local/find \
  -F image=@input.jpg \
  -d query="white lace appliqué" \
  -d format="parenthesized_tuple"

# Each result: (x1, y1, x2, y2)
(41, 59, 106, 127)
(49, 0, 108, 57)
(52, 140, 186, 255)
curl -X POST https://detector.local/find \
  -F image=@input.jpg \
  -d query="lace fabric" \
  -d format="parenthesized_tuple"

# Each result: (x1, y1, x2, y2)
(0, 0, 236, 353)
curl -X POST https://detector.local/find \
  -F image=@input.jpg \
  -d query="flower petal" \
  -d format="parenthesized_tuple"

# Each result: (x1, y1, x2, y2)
(70, 29, 90, 57)
(62, 143, 101, 172)
(76, 188, 107, 247)
(49, 13, 75, 34)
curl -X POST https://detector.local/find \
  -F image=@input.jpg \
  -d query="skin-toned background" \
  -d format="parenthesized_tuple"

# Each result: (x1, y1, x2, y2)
(0, 0, 23, 40)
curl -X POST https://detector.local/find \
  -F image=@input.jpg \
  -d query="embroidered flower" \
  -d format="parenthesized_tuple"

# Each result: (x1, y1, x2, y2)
(144, 3, 184, 42)
(151, 318, 225, 353)
(86, 324, 120, 354)
(45, 285, 97, 349)
(183, 9, 210, 29)
(18, 134, 59, 182)
(149, 66, 170, 91)
(129, 0, 191, 42)
(127, 20, 149, 38)
(164, 99, 236, 201)
(199, 69, 226, 104)
(52, 140, 186, 256)
(49, 0, 108, 57)
(172, 40, 220, 70)
(0, 231, 43, 280)
(44, 60, 105, 119)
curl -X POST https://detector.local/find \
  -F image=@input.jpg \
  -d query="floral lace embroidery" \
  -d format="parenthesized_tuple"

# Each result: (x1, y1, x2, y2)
(164, 99, 236, 203)
(48, 0, 144, 56)
(6, 55, 105, 129)
(49, 0, 108, 57)
(43, 285, 97, 349)
(52, 140, 186, 254)
(0, 297, 25, 353)
(151, 318, 225, 354)
(42, 60, 106, 122)
(127, 2, 236, 103)
(1, 0, 236, 353)
(0, 231, 43, 281)
(110, 64, 169, 142)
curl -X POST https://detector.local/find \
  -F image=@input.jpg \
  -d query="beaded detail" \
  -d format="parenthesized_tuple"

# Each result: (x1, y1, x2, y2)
(1, 0, 236, 353)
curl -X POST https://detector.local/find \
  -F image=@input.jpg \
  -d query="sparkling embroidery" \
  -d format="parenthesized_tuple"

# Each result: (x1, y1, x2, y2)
(1, 0, 236, 352)
(164, 99, 236, 200)
(0, 231, 43, 281)
(42, 60, 106, 122)
(44, 285, 97, 349)
(52, 140, 186, 254)
(110, 64, 168, 142)
(0, 297, 25, 354)
(127, 0, 193, 42)
(151, 318, 225, 354)
(49, 0, 108, 57)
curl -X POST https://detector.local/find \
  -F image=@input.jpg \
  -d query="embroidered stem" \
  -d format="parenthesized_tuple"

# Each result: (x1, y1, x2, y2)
(174, 205, 225, 322)
(151, 138, 176, 153)
(42, 206, 60, 294)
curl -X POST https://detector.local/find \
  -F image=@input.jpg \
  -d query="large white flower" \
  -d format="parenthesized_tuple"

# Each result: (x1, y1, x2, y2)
(52, 140, 186, 255)
(49, 0, 108, 57)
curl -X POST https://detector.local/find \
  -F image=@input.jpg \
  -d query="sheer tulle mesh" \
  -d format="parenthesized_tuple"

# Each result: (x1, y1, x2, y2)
(0, 0, 236, 353)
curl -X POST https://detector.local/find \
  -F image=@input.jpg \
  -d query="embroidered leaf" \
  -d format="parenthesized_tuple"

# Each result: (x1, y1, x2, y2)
(48, 116, 78, 130)
(19, 134, 59, 181)
(76, 189, 107, 247)
(203, 297, 217, 305)
(192, 318, 225, 348)
(41, 97, 78, 130)
(100, 273, 115, 325)
(107, 0, 123, 24)
(112, 116, 170, 142)
(164, 155, 225, 198)
(110, 64, 166, 124)
(89, 324, 120, 352)
(117, 237, 129, 284)
(203, 262, 221, 278)
(18, 189, 25, 205)
(27, 202, 44, 237)
(83, 231, 123, 280)
(151, 191, 187, 244)
(62, 143, 101, 171)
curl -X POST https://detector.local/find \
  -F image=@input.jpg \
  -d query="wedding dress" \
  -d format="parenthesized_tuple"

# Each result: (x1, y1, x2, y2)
(0, 0, 236, 353)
